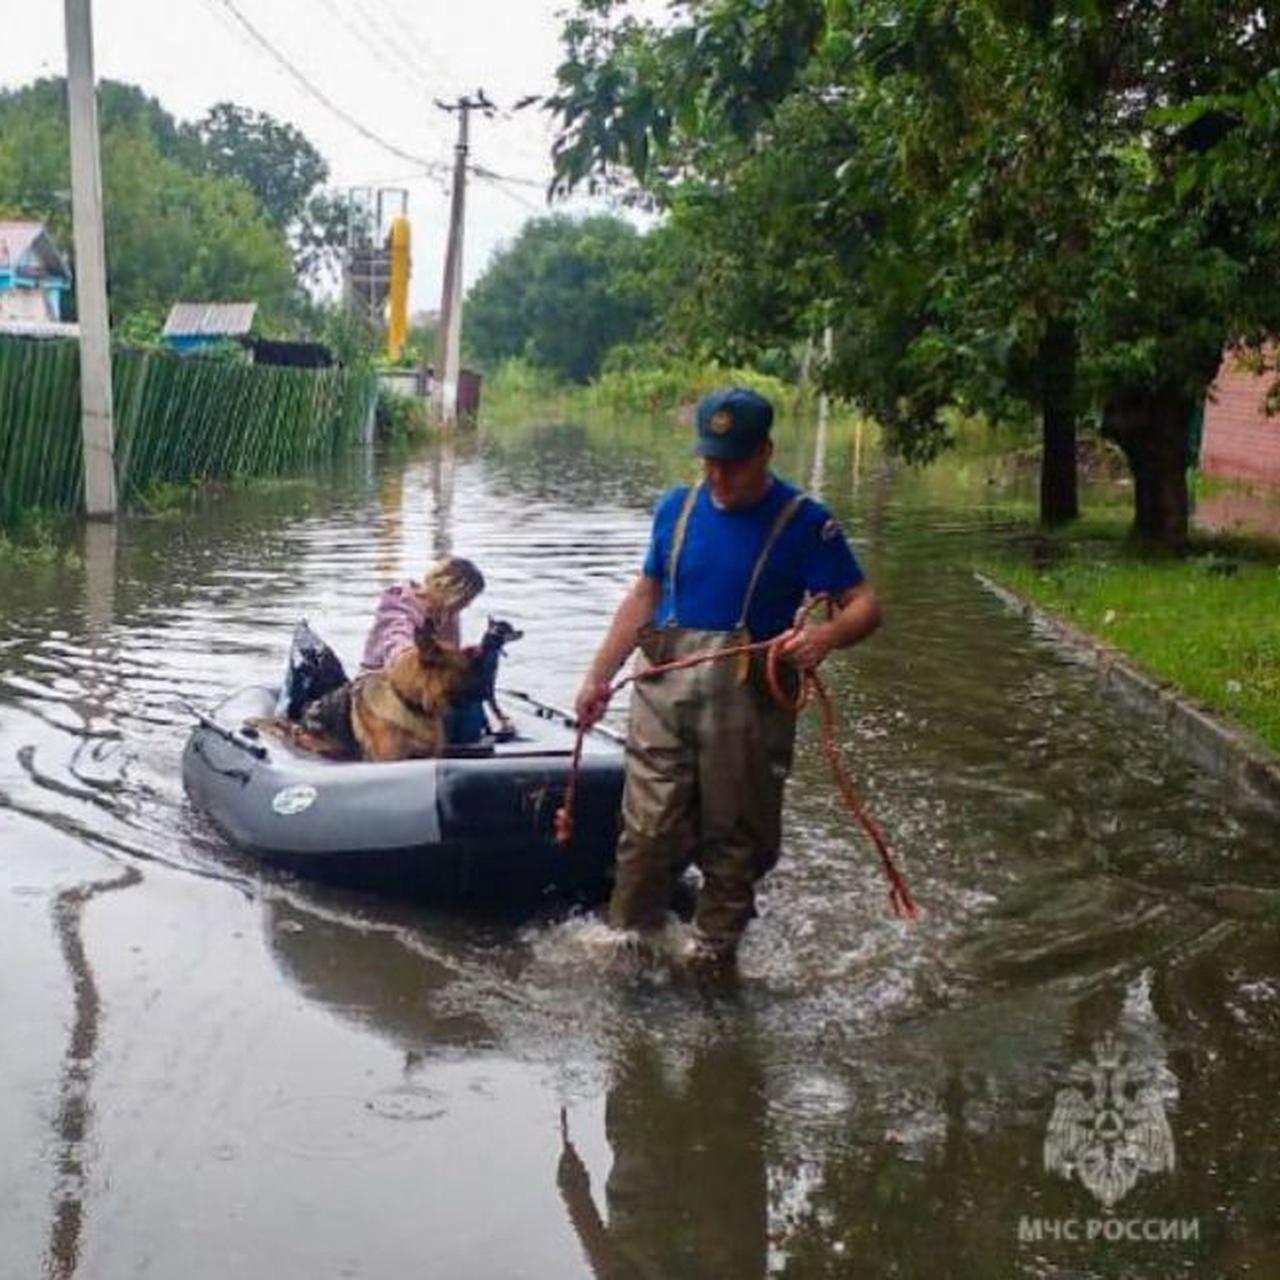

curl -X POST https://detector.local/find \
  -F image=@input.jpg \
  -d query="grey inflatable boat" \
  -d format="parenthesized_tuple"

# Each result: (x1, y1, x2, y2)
(182, 687, 626, 899)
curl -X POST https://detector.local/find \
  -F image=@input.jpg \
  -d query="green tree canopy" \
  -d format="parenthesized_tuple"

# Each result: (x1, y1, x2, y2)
(0, 79, 345, 327)
(465, 213, 656, 382)
(99, 130, 295, 321)
(195, 101, 327, 229)
(550, 0, 1280, 548)
(192, 101, 347, 284)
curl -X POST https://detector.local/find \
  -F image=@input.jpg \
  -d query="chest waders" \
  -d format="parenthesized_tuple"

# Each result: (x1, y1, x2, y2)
(609, 481, 807, 956)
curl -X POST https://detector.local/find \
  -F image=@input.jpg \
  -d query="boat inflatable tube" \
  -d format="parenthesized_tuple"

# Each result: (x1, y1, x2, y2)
(182, 686, 626, 899)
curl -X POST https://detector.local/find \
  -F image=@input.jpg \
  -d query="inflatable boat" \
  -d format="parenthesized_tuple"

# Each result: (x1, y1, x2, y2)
(181, 687, 626, 899)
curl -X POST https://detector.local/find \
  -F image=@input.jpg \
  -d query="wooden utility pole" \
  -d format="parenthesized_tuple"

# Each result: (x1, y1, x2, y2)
(64, 0, 116, 517)
(433, 91, 492, 426)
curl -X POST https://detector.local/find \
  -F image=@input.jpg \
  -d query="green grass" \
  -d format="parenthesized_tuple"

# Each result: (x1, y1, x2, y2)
(0, 510, 82, 569)
(588, 359, 801, 416)
(1192, 470, 1280, 505)
(478, 355, 812, 422)
(978, 524, 1280, 753)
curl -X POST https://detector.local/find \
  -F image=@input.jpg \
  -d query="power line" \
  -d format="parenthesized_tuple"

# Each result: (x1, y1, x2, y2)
(469, 162, 544, 189)
(349, 0, 442, 95)
(473, 172, 543, 213)
(366, 0, 459, 90)
(345, 170, 449, 188)
(314, 0, 430, 101)
(208, 0, 448, 176)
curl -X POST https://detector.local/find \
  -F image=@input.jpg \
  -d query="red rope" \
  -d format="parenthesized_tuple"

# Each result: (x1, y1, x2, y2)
(554, 596, 920, 923)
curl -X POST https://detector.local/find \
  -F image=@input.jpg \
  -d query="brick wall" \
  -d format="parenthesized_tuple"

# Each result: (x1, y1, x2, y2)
(1202, 354, 1280, 486)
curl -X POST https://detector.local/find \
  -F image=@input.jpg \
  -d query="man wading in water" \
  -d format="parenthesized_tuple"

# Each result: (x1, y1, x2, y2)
(574, 387, 882, 974)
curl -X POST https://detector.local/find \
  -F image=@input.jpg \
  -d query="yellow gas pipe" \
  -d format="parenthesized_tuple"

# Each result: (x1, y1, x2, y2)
(387, 215, 411, 361)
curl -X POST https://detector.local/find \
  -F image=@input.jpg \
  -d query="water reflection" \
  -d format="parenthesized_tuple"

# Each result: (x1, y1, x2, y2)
(262, 892, 495, 1054)
(559, 1031, 767, 1280)
(45, 866, 140, 1280)
(82, 520, 116, 631)
(1, 419, 1277, 1276)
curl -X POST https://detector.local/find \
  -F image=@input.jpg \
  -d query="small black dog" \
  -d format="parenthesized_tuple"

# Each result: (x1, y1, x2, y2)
(472, 616, 523, 739)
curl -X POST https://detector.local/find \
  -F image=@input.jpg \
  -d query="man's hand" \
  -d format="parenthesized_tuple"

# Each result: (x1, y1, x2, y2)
(572, 574, 659, 730)
(783, 584, 882, 668)
(780, 622, 834, 670)
(574, 676, 613, 729)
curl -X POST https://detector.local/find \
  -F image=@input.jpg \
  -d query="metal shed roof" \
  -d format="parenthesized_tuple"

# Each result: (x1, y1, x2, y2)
(162, 301, 258, 338)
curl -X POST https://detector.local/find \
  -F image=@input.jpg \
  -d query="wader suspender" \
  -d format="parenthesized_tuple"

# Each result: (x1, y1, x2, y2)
(667, 480, 808, 632)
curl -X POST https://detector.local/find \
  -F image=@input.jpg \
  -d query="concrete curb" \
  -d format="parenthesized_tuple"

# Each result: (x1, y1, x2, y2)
(972, 570, 1280, 817)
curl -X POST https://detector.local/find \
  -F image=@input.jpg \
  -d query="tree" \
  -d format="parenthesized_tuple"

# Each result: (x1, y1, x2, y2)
(193, 102, 348, 286)
(194, 102, 327, 229)
(0, 78, 295, 327)
(100, 130, 295, 321)
(291, 190, 351, 289)
(549, 0, 1280, 550)
(465, 214, 656, 382)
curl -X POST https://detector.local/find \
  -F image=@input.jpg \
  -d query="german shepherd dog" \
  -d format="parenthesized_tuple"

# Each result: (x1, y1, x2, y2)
(280, 617, 482, 762)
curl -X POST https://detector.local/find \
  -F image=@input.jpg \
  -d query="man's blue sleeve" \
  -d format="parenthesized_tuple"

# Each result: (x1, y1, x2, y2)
(642, 486, 686, 580)
(802, 503, 865, 595)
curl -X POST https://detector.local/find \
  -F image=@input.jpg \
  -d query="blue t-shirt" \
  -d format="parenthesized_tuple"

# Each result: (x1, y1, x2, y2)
(642, 477, 865, 639)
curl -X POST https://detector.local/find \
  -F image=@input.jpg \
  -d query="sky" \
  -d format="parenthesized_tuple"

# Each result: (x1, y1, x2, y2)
(1, 0, 627, 313)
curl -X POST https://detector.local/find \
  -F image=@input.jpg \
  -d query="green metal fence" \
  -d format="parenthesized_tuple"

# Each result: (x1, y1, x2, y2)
(0, 337, 375, 524)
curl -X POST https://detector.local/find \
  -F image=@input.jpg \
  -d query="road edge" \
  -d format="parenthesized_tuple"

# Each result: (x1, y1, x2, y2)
(972, 569, 1280, 818)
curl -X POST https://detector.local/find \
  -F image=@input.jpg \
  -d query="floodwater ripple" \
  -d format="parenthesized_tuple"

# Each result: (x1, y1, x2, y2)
(0, 423, 1276, 1278)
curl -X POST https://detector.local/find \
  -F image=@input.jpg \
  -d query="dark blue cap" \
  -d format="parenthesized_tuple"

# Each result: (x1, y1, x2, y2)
(694, 387, 775, 460)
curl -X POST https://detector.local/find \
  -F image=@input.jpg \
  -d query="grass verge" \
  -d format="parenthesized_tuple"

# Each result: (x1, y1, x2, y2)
(479, 356, 811, 422)
(0, 511, 82, 569)
(977, 521, 1280, 754)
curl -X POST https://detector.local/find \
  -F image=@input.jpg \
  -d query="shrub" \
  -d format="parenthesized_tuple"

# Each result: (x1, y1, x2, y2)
(375, 387, 429, 444)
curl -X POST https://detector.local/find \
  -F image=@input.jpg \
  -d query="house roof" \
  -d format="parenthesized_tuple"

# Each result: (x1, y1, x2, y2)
(0, 221, 71, 282)
(162, 301, 258, 338)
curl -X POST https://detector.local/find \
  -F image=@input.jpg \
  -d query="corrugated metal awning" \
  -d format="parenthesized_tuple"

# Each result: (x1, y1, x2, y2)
(162, 301, 258, 338)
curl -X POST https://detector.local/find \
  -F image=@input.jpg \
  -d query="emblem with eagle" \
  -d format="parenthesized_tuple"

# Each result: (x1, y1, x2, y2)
(1044, 1033, 1175, 1208)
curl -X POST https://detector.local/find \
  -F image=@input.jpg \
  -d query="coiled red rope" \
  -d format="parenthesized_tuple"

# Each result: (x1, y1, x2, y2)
(554, 596, 920, 923)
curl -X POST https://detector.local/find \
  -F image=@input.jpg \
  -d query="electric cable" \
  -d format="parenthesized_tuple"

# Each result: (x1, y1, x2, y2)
(208, 0, 449, 175)
(349, 0, 444, 93)
(314, 0, 431, 101)
(473, 172, 544, 213)
(469, 162, 545, 189)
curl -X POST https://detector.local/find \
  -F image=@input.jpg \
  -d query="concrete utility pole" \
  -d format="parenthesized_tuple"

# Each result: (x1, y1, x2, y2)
(64, 0, 116, 517)
(433, 91, 493, 426)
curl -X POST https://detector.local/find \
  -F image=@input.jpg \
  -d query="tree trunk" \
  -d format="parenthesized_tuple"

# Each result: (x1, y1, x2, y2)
(1038, 318, 1079, 527)
(1102, 385, 1193, 552)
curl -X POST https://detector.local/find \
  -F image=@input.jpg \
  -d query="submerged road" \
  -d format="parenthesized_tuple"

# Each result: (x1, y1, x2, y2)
(1, 415, 1276, 1278)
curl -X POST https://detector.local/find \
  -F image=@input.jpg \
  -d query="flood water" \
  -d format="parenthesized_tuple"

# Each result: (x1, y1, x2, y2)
(2, 413, 1277, 1279)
